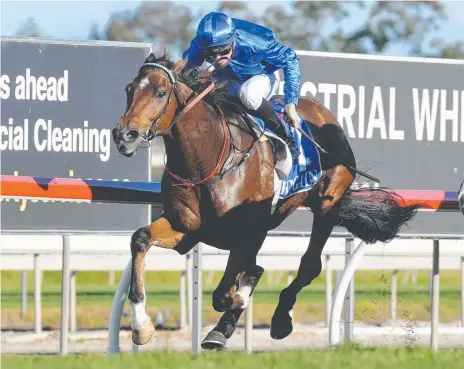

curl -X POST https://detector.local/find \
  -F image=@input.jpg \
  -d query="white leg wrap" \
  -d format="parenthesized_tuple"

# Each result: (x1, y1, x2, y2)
(130, 301, 151, 330)
(130, 281, 150, 330)
(236, 285, 252, 309)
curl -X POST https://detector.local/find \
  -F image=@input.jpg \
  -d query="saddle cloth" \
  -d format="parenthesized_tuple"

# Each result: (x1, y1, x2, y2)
(247, 99, 322, 200)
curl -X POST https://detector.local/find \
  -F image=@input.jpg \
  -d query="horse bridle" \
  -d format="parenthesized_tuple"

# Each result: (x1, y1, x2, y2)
(137, 62, 186, 142)
(135, 61, 234, 187)
(137, 56, 232, 143)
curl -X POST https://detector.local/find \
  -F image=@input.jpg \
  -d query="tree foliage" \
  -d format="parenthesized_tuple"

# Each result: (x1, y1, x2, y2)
(89, 1, 196, 53)
(14, 1, 464, 59)
(15, 17, 44, 38)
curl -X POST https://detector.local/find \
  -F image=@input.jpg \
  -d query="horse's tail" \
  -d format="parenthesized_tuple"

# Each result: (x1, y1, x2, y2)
(338, 188, 421, 244)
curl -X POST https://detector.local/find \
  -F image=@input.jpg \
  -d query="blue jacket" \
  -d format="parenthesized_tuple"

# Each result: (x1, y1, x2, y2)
(182, 18, 301, 105)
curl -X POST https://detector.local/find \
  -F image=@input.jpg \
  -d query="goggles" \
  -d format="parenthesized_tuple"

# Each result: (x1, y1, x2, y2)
(204, 43, 233, 61)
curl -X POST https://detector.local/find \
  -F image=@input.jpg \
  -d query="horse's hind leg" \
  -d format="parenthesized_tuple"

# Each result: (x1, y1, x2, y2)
(128, 216, 196, 345)
(270, 211, 337, 340)
(270, 165, 353, 340)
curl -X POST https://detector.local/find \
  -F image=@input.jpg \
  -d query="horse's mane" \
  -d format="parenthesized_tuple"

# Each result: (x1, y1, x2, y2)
(140, 51, 230, 111)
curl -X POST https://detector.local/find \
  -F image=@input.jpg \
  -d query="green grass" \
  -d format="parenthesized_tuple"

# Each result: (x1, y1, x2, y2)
(3, 346, 464, 369)
(1, 269, 462, 330)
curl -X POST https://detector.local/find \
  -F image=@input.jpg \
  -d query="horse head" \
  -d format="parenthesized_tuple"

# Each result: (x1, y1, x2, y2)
(112, 52, 188, 157)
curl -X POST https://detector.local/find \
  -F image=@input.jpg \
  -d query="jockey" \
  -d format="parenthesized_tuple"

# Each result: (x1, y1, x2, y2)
(182, 12, 301, 162)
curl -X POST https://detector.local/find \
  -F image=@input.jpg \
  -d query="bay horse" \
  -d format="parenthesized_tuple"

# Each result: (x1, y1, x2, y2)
(112, 52, 419, 350)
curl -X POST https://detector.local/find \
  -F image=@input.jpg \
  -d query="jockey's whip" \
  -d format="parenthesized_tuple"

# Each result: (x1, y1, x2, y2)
(296, 127, 380, 184)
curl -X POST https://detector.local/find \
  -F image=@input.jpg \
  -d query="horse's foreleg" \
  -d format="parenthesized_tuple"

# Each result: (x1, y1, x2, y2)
(211, 251, 242, 313)
(216, 264, 264, 333)
(232, 264, 265, 310)
(202, 265, 264, 350)
(202, 233, 266, 350)
(212, 251, 264, 313)
(128, 216, 190, 345)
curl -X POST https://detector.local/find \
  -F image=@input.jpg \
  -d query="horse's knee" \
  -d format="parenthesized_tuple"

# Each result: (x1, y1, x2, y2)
(131, 227, 151, 254)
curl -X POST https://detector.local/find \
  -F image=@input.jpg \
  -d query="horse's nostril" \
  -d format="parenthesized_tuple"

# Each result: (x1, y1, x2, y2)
(124, 129, 139, 141)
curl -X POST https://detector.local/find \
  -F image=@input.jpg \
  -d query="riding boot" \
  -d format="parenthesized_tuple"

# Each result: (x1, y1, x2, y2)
(250, 98, 300, 162)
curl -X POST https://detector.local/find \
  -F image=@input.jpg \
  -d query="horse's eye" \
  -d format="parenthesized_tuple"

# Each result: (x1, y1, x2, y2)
(156, 90, 167, 99)
(125, 84, 132, 94)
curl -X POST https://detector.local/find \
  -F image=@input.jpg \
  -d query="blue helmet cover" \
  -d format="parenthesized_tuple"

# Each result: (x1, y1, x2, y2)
(197, 12, 236, 49)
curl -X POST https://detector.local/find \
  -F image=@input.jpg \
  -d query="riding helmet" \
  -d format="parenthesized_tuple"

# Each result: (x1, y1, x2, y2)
(197, 12, 236, 49)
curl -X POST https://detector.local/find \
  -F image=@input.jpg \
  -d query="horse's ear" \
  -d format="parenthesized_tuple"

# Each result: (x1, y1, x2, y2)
(144, 52, 156, 64)
(173, 57, 188, 77)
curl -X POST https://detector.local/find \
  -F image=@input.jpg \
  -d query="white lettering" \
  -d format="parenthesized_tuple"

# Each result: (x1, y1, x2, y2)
(29, 119, 110, 161)
(318, 83, 336, 110)
(62, 128, 73, 152)
(366, 86, 387, 139)
(52, 126, 62, 152)
(388, 87, 403, 140)
(15, 74, 25, 100)
(412, 88, 439, 141)
(337, 84, 356, 138)
(36, 76, 47, 101)
(461, 91, 464, 143)
(358, 85, 365, 139)
(47, 76, 57, 101)
(0, 118, 29, 150)
(299, 81, 317, 98)
(0, 124, 7, 150)
(440, 89, 459, 142)
(14, 69, 68, 102)
(277, 80, 462, 142)
(0, 74, 10, 99)
(0, 119, 8, 151)
(34, 118, 47, 151)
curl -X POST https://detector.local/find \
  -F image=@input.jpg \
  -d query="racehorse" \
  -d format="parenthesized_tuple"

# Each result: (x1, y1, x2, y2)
(112, 52, 420, 350)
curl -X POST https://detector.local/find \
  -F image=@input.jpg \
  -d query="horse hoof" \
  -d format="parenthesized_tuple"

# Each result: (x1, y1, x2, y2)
(201, 331, 227, 351)
(132, 319, 156, 345)
(270, 310, 293, 340)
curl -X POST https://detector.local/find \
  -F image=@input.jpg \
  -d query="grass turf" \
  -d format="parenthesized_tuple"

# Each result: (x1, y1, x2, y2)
(3, 346, 464, 369)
